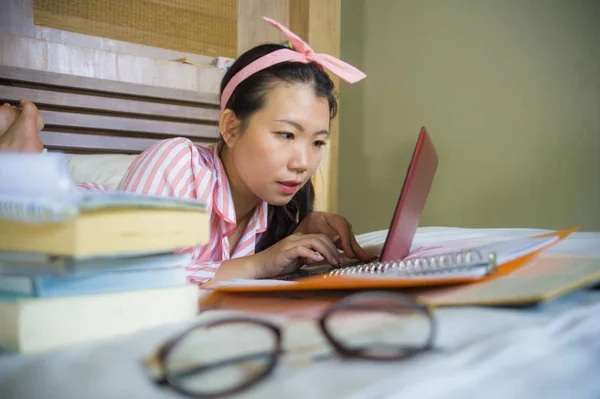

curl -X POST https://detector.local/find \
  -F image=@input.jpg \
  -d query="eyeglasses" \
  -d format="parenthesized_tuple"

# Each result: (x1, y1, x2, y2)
(144, 291, 436, 398)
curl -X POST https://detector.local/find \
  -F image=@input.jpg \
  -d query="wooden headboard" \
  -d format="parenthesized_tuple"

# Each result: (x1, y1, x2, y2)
(0, 65, 221, 154)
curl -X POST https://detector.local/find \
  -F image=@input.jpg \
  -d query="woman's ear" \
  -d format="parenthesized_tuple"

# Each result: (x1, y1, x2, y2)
(219, 109, 241, 148)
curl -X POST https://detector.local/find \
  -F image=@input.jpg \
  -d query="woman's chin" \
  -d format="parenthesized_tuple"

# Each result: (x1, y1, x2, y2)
(266, 197, 293, 206)
(263, 192, 295, 206)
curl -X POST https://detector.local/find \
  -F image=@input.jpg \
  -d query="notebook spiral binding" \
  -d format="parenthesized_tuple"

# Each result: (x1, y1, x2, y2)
(323, 249, 498, 278)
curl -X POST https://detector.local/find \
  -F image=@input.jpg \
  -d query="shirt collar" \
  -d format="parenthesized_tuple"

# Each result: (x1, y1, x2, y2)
(256, 199, 269, 234)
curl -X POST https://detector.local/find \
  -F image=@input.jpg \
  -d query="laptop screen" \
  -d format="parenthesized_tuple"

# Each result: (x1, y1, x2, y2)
(379, 127, 438, 262)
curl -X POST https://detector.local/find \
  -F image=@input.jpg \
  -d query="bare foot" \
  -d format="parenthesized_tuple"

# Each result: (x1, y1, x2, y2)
(0, 103, 19, 137)
(0, 100, 44, 152)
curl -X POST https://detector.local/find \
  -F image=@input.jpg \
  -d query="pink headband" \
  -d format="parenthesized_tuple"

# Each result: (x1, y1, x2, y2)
(220, 16, 367, 111)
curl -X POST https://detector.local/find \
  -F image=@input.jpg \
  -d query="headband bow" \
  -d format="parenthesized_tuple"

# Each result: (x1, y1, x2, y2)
(220, 16, 367, 110)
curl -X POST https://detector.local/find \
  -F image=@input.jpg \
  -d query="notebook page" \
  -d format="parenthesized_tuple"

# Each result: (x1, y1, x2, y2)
(328, 236, 560, 281)
(0, 153, 80, 222)
(478, 236, 559, 264)
(0, 152, 74, 198)
(404, 236, 559, 264)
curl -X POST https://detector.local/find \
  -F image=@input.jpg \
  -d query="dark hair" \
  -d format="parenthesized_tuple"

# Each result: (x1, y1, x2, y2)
(219, 43, 338, 252)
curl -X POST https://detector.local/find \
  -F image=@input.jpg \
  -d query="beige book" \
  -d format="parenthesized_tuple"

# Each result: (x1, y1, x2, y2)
(0, 284, 200, 354)
(417, 255, 600, 306)
(0, 152, 210, 257)
(0, 207, 209, 257)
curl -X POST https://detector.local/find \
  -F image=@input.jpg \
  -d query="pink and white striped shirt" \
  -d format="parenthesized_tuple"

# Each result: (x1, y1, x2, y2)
(79, 137, 269, 284)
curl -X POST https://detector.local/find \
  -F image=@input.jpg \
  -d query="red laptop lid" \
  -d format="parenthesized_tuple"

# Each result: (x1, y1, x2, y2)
(379, 127, 438, 262)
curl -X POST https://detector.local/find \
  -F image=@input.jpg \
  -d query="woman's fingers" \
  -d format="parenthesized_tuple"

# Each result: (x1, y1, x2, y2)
(315, 234, 342, 265)
(310, 233, 341, 265)
(290, 233, 340, 266)
(299, 235, 336, 265)
(291, 246, 323, 263)
(324, 215, 375, 262)
(278, 245, 319, 273)
(323, 214, 358, 259)
(349, 229, 376, 261)
(304, 252, 325, 265)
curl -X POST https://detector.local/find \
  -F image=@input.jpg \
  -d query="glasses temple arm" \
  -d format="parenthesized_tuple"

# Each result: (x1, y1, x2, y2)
(157, 350, 281, 381)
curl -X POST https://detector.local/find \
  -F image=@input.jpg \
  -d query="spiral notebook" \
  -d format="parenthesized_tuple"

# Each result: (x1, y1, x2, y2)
(289, 232, 566, 280)
(206, 228, 576, 292)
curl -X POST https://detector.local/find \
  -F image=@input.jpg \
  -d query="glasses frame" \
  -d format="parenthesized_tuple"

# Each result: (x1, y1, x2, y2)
(146, 290, 436, 398)
(318, 291, 436, 361)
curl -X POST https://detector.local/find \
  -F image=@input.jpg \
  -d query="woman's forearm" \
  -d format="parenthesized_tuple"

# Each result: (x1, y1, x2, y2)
(208, 254, 263, 283)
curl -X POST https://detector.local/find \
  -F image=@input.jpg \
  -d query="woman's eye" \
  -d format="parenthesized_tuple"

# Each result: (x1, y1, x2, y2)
(276, 132, 294, 140)
(313, 140, 327, 148)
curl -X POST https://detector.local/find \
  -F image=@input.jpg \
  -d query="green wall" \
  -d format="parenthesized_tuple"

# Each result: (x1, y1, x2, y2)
(339, 0, 600, 233)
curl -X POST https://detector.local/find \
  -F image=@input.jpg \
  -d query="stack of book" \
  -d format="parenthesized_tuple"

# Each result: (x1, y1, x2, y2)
(0, 153, 209, 354)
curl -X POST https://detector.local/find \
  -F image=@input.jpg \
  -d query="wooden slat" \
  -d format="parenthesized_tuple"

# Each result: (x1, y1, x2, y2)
(237, 0, 289, 55)
(39, 110, 219, 139)
(0, 86, 220, 123)
(39, 131, 214, 153)
(0, 65, 220, 106)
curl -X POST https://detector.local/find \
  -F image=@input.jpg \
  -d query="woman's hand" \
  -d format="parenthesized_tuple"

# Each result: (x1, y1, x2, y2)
(250, 232, 343, 278)
(209, 231, 346, 283)
(208, 214, 376, 283)
(295, 211, 376, 263)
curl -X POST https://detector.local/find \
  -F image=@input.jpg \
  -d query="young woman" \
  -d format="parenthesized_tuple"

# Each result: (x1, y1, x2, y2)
(0, 17, 375, 284)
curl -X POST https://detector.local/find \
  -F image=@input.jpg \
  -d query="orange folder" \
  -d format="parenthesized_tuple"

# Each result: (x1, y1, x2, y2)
(204, 227, 578, 293)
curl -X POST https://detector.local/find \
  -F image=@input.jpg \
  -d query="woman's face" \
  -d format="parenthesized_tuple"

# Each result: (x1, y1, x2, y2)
(230, 82, 330, 206)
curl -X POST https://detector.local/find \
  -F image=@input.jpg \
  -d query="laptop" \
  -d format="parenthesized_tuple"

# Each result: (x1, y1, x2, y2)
(277, 126, 438, 280)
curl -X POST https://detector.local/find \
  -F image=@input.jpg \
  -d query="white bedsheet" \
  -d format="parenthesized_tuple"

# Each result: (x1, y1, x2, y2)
(1, 227, 599, 399)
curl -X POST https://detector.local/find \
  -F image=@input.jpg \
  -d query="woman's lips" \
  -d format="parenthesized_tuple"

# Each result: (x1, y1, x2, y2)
(278, 180, 301, 194)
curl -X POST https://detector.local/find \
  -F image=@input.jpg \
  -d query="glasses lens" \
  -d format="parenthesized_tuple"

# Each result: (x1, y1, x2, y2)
(323, 294, 434, 360)
(164, 320, 279, 396)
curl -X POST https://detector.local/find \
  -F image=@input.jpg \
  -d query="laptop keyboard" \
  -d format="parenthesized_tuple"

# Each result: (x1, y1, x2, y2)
(274, 259, 365, 281)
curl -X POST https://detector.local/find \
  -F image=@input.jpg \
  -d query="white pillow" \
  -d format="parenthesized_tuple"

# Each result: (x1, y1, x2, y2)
(66, 154, 138, 190)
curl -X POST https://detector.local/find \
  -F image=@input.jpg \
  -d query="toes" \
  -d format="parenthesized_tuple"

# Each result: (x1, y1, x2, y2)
(0, 105, 20, 134)
(21, 100, 39, 115)
(0, 100, 44, 152)
(36, 114, 45, 132)
(19, 101, 44, 132)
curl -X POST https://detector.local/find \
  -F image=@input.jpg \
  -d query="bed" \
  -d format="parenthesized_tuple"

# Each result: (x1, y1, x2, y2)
(0, 227, 599, 399)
